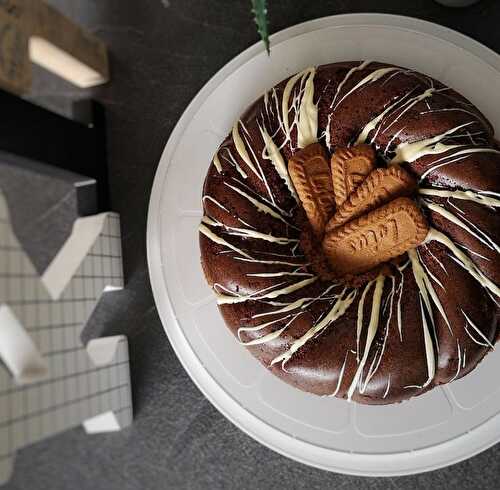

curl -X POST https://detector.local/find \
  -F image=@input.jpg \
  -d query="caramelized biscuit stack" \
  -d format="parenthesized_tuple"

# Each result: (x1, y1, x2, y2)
(289, 143, 429, 277)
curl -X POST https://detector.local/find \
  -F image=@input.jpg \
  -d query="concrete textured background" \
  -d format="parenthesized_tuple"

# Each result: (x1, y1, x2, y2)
(8, 1, 500, 488)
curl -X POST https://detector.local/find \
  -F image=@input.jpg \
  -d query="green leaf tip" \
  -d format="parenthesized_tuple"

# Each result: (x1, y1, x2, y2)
(251, 0, 270, 54)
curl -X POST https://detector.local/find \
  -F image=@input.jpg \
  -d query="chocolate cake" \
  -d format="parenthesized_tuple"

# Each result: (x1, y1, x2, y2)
(199, 61, 500, 404)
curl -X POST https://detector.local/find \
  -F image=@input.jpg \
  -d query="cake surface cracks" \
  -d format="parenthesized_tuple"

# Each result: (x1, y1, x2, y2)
(199, 61, 500, 404)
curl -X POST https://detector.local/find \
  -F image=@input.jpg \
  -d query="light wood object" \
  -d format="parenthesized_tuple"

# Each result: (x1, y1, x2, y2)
(0, 0, 109, 94)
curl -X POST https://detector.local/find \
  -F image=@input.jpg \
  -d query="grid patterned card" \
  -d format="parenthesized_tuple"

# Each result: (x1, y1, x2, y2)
(0, 189, 133, 485)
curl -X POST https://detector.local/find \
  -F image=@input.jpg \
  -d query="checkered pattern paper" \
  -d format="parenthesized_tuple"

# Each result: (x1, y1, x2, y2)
(0, 189, 133, 485)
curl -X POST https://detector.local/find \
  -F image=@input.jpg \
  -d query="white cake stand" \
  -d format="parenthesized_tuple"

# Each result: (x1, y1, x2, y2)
(147, 14, 500, 476)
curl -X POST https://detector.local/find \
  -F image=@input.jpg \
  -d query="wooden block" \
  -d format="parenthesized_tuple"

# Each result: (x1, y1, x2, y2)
(0, 3, 31, 94)
(0, 0, 109, 94)
(28, 0, 109, 88)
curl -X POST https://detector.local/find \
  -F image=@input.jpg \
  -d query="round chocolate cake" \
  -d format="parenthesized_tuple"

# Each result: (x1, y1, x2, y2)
(199, 61, 500, 404)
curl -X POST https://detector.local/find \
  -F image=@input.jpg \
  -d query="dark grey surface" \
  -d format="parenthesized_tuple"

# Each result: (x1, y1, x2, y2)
(0, 151, 97, 275)
(7, 1, 500, 488)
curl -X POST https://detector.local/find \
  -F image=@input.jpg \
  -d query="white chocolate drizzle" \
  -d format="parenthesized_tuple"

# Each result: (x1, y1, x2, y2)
(423, 200, 499, 253)
(325, 113, 333, 149)
(382, 127, 405, 156)
(216, 276, 318, 305)
(202, 195, 229, 213)
(220, 148, 248, 179)
(356, 280, 375, 362)
(203, 211, 298, 245)
(252, 297, 312, 319)
(396, 274, 404, 342)
(390, 122, 475, 164)
(332, 67, 400, 111)
(419, 187, 500, 208)
(246, 271, 312, 278)
(271, 288, 357, 368)
(279, 68, 318, 149)
(238, 285, 341, 346)
(382, 87, 436, 134)
(359, 275, 396, 394)
(383, 375, 391, 399)
(212, 152, 222, 173)
(223, 226, 298, 244)
(459, 244, 491, 261)
(252, 284, 338, 320)
(449, 340, 462, 383)
(232, 120, 261, 179)
(267, 88, 283, 134)
(330, 60, 372, 108)
(199, 223, 253, 260)
(419, 298, 436, 388)
(461, 309, 494, 349)
(201, 216, 221, 227)
(347, 274, 385, 401)
(419, 107, 489, 127)
(282, 71, 307, 143)
(244, 250, 302, 258)
(237, 217, 255, 229)
(258, 124, 299, 201)
(419, 147, 500, 180)
(421, 244, 448, 275)
(427, 228, 500, 297)
(234, 257, 305, 267)
(417, 248, 444, 290)
(238, 315, 288, 339)
(355, 89, 415, 144)
(330, 351, 349, 397)
(408, 248, 452, 337)
(238, 314, 302, 346)
(230, 177, 291, 217)
(241, 125, 278, 203)
(327, 63, 403, 149)
(297, 68, 318, 148)
(223, 182, 298, 229)
(215, 279, 286, 297)
(356, 86, 437, 145)
(202, 195, 259, 229)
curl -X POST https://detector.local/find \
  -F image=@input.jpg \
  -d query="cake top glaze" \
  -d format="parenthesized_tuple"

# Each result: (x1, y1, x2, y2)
(199, 61, 500, 404)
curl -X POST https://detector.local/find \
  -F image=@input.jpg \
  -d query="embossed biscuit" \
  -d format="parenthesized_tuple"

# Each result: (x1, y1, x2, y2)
(331, 144, 376, 207)
(322, 197, 429, 275)
(289, 143, 336, 237)
(325, 167, 416, 232)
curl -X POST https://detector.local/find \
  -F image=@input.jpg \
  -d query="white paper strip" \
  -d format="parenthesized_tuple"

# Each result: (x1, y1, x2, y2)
(41, 213, 108, 300)
(0, 305, 48, 384)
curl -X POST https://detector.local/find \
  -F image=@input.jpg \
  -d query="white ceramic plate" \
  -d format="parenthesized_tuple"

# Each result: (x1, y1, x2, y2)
(147, 14, 500, 476)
